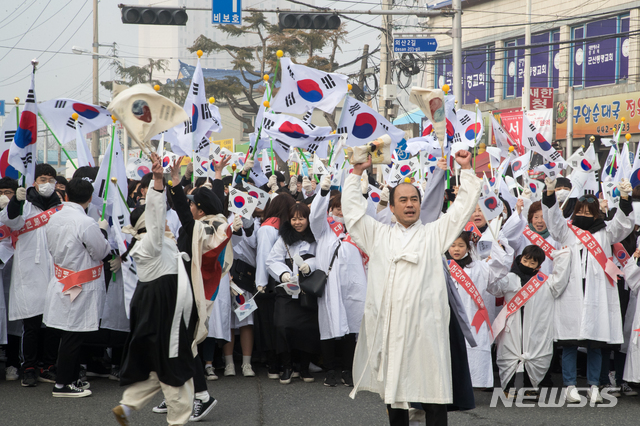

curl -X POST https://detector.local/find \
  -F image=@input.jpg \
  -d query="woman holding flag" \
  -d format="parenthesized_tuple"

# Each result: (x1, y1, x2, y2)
(542, 176, 634, 404)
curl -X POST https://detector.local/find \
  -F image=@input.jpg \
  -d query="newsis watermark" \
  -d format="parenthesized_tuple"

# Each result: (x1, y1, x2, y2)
(490, 387, 618, 408)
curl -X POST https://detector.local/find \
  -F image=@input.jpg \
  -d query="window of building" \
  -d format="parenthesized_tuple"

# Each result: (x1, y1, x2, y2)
(434, 44, 494, 104)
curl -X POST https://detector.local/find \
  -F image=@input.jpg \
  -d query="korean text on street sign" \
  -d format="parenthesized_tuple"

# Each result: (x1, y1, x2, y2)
(393, 38, 438, 53)
(212, 0, 241, 25)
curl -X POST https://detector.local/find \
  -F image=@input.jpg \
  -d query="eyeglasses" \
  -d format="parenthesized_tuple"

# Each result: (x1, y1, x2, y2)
(35, 177, 56, 185)
(578, 196, 597, 203)
(0, 190, 15, 196)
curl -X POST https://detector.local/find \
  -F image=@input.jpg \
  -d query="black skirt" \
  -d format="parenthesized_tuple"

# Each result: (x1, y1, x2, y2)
(119, 274, 197, 387)
(273, 287, 321, 355)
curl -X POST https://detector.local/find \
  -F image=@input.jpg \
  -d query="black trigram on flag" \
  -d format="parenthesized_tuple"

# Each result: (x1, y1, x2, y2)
(312, 136, 327, 142)
(263, 118, 275, 130)
(287, 65, 295, 80)
(348, 103, 361, 116)
(4, 130, 16, 143)
(321, 75, 336, 89)
(21, 152, 33, 168)
(336, 126, 347, 134)
(54, 100, 67, 109)
(275, 138, 290, 151)
(308, 123, 316, 130)
(201, 103, 212, 120)
(380, 123, 389, 131)
(192, 83, 199, 96)
(285, 93, 296, 107)
(302, 111, 312, 123)
(117, 215, 125, 227)
(66, 118, 76, 130)
(26, 90, 35, 103)
(183, 118, 192, 135)
(459, 115, 471, 126)
(307, 143, 319, 154)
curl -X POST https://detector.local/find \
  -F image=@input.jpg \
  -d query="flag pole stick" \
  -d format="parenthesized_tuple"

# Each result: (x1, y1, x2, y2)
(14, 100, 24, 215)
(38, 113, 77, 169)
(297, 148, 320, 183)
(101, 118, 117, 220)
(269, 137, 275, 172)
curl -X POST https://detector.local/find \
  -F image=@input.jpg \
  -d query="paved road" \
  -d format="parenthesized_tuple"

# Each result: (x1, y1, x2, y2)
(1, 366, 640, 425)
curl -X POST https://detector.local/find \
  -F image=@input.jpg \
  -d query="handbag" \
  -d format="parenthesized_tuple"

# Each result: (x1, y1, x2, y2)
(299, 242, 341, 298)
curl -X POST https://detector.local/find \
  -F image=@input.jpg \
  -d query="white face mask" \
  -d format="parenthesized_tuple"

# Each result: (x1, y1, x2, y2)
(37, 182, 55, 197)
(329, 214, 344, 224)
(556, 189, 570, 203)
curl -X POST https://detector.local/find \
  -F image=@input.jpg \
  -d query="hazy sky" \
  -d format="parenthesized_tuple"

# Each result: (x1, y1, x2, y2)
(0, 0, 385, 108)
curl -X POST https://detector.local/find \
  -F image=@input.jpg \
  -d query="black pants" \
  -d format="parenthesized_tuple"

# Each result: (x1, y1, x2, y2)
(5, 334, 21, 368)
(320, 333, 357, 371)
(22, 315, 58, 370)
(387, 404, 448, 426)
(281, 349, 311, 371)
(193, 354, 208, 393)
(55, 330, 87, 385)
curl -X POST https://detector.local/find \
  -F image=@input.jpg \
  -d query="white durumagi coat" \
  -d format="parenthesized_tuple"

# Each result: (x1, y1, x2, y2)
(309, 190, 367, 340)
(0, 201, 57, 321)
(488, 248, 571, 388)
(622, 259, 640, 383)
(455, 241, 513, 388)
(43, 202, 111, 332)
(543, 198, 633, 344)
(343, 169, 481, 408)
(255, 225, 279, 290)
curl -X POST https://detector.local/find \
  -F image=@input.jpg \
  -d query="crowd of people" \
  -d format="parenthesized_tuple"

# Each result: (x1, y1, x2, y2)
(2, 147, 640, 426)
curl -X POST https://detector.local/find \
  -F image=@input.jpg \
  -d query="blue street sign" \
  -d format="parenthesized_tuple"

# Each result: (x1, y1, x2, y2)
(212, 0, 242, 25)
(0, 100, 4, 116)
(393, 38, 438, 53)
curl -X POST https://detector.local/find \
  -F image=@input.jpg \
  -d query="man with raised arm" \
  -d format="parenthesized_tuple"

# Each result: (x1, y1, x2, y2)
(342, 150, 481, 426)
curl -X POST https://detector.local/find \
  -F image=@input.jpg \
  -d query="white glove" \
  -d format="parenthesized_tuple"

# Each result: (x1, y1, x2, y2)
(361, 170, 369, 195)
(521, 188, 532, 199)
(242, 158, 254, 173)
(109, 256, 122, 272)
(619, 178, 632, 196)
(380, 186, 390, 203)
(281, 272, 291, 283)
(321, 174, 332, 191)
(421, 180, 427, 192)
(99, 219, 109, 232)
(302, 176, 313, 193)
(299, 263, 310, 275)
(232, 214, 243, 232)
(257, 285, 265, 293)
(16, 187, 26, 201)
(289, 177, 298, 193)
(0, 195, 9, 209)
(544, 177, 556, 192)
(268, 175, 278, 192)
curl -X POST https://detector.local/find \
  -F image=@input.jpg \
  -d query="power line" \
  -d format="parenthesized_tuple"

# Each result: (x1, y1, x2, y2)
(0, 0, 52, 63)
(0, 0, 73, 42)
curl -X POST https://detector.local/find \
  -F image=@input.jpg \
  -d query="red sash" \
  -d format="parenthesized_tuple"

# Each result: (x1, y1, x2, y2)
(447, 259, 493, 338)
(55, 263, 103, 302)
(13, 205, 63, 246)
(492, 272, 548, 337)
(261, 217, 280, 229)
(570, 225, 621, 286)
(612, 243, 631, 267)
(523, 226, 555, 260)
(328, 218, 369, 266)
(0, 224, 14, 242)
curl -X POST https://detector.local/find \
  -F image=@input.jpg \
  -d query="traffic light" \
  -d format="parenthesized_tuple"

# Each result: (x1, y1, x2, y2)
(278, 13, 341, 30)
(120, 6, 188, 25)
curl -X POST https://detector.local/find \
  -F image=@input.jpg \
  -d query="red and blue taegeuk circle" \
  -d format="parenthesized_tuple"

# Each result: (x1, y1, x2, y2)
(279, 121, 308, 139)
(446, 119, 455, 141)
(191, 104, 199, 132)
(248, 190, 259, 199)
(536, 133, 552, 151)
(580, 159, 592, 171)
(297, 79, 324, 103)
(484, 197, 498, 209)
(352, 113, 377, 139)
(544, 162, 556, 169)
(72, 103, 100, 120)
(370, 191, 381, 203)
(200, 161, 209, 171)
(400, 165, 412, 175)
(512, 160, 522, 172)
(529, 183, 537, 192)
(233, 196, 246, 208)
(14, 110, 37, 148)
(162, 156, 171, 167)
(617, 249, 627, 261)
(422, 124, 433, 136)
(630, 169, 640, 188)
(0, 150, 20, 179)
(137, 166, 150, 178)
(464, 123, 482, 140)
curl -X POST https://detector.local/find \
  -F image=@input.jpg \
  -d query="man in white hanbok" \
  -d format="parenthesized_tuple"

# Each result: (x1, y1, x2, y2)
(44, 178, 111, 397)
(343, 151, 481, 426)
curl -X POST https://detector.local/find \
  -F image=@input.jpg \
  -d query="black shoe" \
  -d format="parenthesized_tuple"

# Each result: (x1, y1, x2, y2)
(189, 397, 218, 422)
(78, 367, 87, 382)
(324, 370, 337, 387)
(52, 383, 92, 398)
(341, 370, 354, 387)
(280, 368, 293, 384)
(267, 364, 280, 380)
(75, 379, 90, 390)
(38, 365, 57, 383)
(300, 369, 315, 383)
(21, 368, 37, 387)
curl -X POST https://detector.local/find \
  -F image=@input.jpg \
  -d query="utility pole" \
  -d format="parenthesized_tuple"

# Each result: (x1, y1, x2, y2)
(379, 0, 392, 119)
(523, 0, 532, 111)
(91, 0, 100, 165)
(358, 44, 369, 90)
(452, 0, 462, 101)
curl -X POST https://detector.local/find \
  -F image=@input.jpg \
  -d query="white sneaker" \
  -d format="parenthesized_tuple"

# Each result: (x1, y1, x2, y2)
(224, 363, 236, 376)
(242, 364, 255, 377)
(205, 365, 218, 381)
(587, 385, 603, 403)
(565, 385, 581, 403)
(5, 366, 19, 381)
